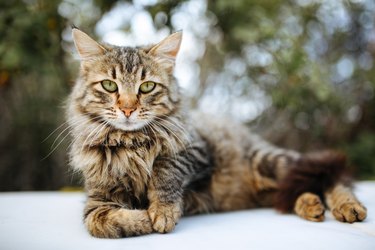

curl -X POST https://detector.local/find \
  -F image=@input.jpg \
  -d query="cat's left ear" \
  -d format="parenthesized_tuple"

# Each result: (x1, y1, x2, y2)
(148, 31, 182, 70)
(72, 28, 107, 60)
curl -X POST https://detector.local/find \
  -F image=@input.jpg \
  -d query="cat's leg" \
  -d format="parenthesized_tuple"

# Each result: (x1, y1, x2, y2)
(84, 197, 152, 238)
(325, 183, 367, 223)
(147, 189, 183, 234)
(147, 158, 184, 233)
(148, 145, 210, 233)
(294, 192, 325, 222)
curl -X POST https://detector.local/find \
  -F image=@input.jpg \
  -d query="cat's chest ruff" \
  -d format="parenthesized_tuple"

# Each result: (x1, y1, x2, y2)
(100, 131, 160, 178)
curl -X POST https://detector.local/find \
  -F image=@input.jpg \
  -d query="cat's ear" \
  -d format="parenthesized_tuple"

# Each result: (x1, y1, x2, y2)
(72, 28, 106, 60)
(148, 31, 182, 69)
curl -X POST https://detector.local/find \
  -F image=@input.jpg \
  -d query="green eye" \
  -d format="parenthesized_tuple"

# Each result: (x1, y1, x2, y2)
(139, 81, 156, 94)
(101, 80, 118, 92)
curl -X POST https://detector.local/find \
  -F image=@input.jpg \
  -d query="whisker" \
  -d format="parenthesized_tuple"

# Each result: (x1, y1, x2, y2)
(154, 116, 191, 143)
(48, 115, 100, 149)
(152, 120, 185, 147)
(80, 120, 107, 152)
(88, 121, 110, 147)
(41, 130, 73, 161)
(152, 116, 191, 152)
(42, 115, 102, 160)
(155, 115, 191, 137)
(149, 121, 179, 159)
(42, 120, 70, 143)
(49, 117, 87, 149)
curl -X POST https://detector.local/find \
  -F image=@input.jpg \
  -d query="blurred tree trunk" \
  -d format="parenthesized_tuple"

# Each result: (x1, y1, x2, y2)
(0, 0, 71, 190)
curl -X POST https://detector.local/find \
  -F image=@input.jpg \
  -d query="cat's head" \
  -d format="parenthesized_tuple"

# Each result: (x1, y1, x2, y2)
(70, 28, 182, 132)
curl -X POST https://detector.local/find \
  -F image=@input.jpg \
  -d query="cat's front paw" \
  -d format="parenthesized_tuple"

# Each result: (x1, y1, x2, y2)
(148, 202, 182, 233)
(332, 202, 367, 223)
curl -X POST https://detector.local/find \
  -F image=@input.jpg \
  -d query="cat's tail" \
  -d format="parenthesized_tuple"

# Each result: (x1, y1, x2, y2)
(274, 150, 349, 213)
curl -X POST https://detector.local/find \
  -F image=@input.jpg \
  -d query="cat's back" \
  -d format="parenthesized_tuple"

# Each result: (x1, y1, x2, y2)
(190, 111, 261, 150)
(189, 111, 265, 171)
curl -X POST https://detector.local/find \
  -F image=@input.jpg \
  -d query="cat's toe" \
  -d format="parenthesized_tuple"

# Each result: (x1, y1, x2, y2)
(332, 202, 367, 223)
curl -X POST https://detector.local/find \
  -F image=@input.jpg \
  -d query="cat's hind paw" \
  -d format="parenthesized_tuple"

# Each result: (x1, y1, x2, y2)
(294, 192, 325, 222)
(332, 202, 367, 223)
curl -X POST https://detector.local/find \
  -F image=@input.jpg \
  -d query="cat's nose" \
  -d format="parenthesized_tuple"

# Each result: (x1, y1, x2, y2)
(121, 107, 136, 118)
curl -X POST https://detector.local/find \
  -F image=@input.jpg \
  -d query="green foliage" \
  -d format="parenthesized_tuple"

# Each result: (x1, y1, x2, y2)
(0, 0, 71, 190)
(202, 0, 375, 178)
(347, 133, 375, 179)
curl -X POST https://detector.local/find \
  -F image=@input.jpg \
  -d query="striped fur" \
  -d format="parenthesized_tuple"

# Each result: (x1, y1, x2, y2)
(67, 29, 366, 238)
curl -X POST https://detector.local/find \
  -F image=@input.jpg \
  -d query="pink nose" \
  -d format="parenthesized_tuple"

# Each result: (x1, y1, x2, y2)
(121, 107, 136, 118)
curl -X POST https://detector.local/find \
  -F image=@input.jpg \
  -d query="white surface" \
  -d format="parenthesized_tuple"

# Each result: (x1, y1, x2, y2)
(0, 182, 375, 250)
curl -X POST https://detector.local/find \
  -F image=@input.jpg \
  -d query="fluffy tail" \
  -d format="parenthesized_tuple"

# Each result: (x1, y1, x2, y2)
(274, 150, 349, 213)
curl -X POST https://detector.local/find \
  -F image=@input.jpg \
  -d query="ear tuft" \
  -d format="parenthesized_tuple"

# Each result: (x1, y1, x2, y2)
(72, 28, 106, 60)
(148, 31, 183, 68)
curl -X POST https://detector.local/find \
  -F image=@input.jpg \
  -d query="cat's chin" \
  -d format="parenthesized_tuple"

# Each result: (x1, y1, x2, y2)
(111, 120, 147, 132)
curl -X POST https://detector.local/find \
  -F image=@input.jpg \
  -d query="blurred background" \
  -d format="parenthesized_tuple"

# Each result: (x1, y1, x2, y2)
(0, 0, 374, 191)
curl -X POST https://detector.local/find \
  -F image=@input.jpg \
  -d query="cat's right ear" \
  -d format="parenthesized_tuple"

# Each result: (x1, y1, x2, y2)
(72, 28, 106, 60)
(148, 31, 183, 70)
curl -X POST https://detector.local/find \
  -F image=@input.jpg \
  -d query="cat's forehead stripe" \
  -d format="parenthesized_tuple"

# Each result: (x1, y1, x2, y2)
(116, 47, 143, 74)
(141, 68, 146, 81)
(110, 67, 116, 80)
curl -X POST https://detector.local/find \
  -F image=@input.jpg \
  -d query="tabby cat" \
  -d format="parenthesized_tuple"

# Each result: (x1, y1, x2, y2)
(67, 28, 367, 238)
